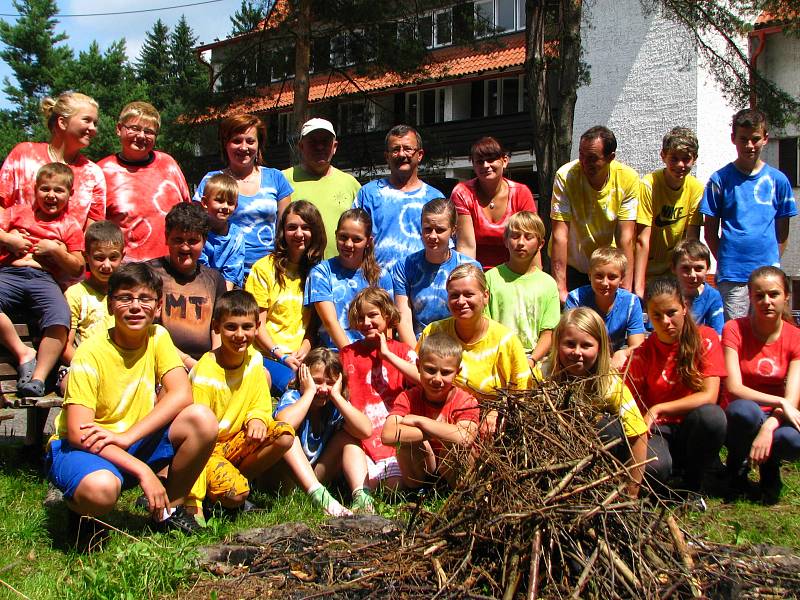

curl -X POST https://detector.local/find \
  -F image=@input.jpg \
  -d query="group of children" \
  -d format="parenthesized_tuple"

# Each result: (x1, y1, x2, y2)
(0, 102, 797, 544)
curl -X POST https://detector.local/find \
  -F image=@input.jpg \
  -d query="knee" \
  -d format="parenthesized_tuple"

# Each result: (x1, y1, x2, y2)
(274, 430, 294, 453)
(646, 440, 672, 484)
(726, 399, 762, 425)
(772, 427, 800, 461)
(43, 324, 68, 341)
(179, 404, 218, 442)
(690, 404, 727, 438)
(72, 470, 121, 515)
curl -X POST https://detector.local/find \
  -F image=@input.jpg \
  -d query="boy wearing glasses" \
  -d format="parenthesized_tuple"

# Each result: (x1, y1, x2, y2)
(354, 124, 443, 271)
(47, 262, 218, 540)
(99, 101, 191, 262)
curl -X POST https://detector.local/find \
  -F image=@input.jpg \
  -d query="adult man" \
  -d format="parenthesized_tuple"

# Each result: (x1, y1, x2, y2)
(283, 118, 361, 259)
(355, 125, 444, 271)
(550, 126, 639, 303)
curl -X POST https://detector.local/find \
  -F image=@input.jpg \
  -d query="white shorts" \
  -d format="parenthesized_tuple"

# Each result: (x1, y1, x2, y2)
(366, 455, 402, 483)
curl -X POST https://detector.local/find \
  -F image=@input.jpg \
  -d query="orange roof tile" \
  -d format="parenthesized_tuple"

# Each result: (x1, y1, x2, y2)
(201, 33, 529, 120)
(755, 5, 797, 28)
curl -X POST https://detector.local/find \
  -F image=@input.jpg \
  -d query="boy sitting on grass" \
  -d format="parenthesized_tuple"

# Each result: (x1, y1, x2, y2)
(671, 238, 724, 335)
(381, 333, 479, 488)
(60, 221, 125, 394)
(187, 290, 294, 514)
(565, 247, 645, 370)
(485, 211, 559, 372)
(0, 163, 85, 399)
(199, 173, 246, 290)
(47, 262, 218, 538)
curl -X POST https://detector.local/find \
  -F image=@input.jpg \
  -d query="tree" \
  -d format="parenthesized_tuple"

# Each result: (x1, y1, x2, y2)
(230, 0, 270, 35)
(136, 19, 172, 109)
(0, 0, 72, 133)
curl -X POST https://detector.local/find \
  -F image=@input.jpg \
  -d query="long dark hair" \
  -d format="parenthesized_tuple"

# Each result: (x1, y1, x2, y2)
(748, 265, 793, 323)
(336, 208, 381, 288)
(273, 200, 326, 287)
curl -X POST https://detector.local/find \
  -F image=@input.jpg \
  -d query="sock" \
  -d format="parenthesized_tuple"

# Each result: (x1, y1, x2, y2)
(308, 485, 352, 517)
(351, 487, 375, 513)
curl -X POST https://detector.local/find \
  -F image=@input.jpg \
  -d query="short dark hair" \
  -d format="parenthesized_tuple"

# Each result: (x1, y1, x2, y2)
(165, 202, 210, 239)
(418, 332, 463, 362)
(731, 108, 767, 135)
(385, 124, 422, 150)
(213, 289, 259, 322)
(35, 162, 74, 190)
(108, 262, 163, 298)
(219, 113, 267, 165)
(347, 288, 400, 330)
(84, 220, 124, 253)
(671, 239, 710, 268)
(421, 197, 456, 229)
(470, 136, 508, 162)
(580, 126, 617, 156)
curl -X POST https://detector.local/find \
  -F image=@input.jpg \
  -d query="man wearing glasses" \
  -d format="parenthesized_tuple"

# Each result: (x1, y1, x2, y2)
(354, 124, 444, 271)
(99, 102, 191, 263)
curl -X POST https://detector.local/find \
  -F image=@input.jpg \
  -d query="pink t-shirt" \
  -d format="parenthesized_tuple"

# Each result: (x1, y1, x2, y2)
(0, 142, 106, 227)
(450, 177, 536, 269)
(721, 317, 800, 410)
(389, 385, 479, 455)
(99, 151, 190, 262)
(341, 338, 416, 462)
(625, 325, 726, 423)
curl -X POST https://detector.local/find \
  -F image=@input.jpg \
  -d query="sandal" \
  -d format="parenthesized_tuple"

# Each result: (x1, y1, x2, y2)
(17, 358, 37, 386)
(16, 379, 46, 398)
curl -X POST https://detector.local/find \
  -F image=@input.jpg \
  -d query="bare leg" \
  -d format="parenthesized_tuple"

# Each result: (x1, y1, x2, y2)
(396, 441, 437, 489)
(31, 325, 68, 382)
(238, 431, 294, 480)
(315, 430, 365, 492)
(165, 404, 217, 507)
(67, 470, 122, 517)
(0, 313, 35, 364)
(282, 438, 323, 492)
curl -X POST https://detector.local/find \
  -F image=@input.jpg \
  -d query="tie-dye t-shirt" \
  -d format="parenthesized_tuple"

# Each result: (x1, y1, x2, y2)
(0, 142, 106, 227)
(392, 249, 480, 338)
(304, 257, 394, 349)
(200, 223, 246, 288)
(100, 151, 191, 262)
(194, 167, 293, 273)
(275, 388, 343, 465)
(355, 178, 444, 271)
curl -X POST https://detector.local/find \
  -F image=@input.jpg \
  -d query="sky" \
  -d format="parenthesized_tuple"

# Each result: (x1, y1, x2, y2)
(0, 0, 244, 108)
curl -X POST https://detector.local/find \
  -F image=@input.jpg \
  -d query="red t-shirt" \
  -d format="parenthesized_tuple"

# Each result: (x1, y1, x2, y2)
(99, 151, 191, 262)
(341, 338, 416, 462)
(721, 317, 800, 410)
(625, 325, 726, 423)
(0, 205, 84, 280)
(0, 142, 106, 226)
(389, 385, 479, 455)
(450, 177, 536, 269)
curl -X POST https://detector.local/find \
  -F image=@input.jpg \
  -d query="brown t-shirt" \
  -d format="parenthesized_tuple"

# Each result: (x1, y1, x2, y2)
(147, 257, 226, 359)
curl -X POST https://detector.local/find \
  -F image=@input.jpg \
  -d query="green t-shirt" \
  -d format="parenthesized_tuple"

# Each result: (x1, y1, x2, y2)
(484, 265, 560, 355)
(283, 165, 362, 259)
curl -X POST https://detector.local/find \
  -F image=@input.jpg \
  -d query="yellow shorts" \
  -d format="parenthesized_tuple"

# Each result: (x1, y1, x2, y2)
(205, 421, 294, 502)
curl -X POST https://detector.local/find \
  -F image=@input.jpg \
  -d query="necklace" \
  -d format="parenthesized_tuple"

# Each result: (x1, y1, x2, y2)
(225, 166, 258, 182)
(47, 144, 65, 164)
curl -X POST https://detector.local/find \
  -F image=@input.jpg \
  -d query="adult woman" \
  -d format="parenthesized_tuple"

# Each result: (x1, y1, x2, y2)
(724, 266, 800, 505)
(0, 91, 105, 228)
(451, 137, 537, 270)
(194, 114, 293, 274)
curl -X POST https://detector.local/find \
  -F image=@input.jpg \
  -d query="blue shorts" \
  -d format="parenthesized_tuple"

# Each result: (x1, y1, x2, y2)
(0, 267, 70, 330)
(47, 427, 175, 500)
(263, 356, 295, 395)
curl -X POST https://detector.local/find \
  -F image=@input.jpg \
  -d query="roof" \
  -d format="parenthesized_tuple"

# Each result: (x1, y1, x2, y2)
(196, 0, 290, 52)
(200, 33, 529, 120)
(755, 5, 798, 29)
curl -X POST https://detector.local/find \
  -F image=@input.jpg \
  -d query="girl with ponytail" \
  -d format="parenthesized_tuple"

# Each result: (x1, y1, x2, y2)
(625, 277, 727, 494)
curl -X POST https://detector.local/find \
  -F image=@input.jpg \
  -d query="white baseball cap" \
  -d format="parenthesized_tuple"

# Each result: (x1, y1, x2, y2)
(300, 118, 336, 139)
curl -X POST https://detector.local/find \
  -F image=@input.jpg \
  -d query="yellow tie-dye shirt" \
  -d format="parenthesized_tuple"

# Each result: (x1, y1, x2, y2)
(64, 280, 114, 347)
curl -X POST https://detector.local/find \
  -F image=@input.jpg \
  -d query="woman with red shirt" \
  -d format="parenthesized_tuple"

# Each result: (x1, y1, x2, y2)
(451, 137, 537, 270)
(625, 277, 727, 493)
(724, 266, 800, 505)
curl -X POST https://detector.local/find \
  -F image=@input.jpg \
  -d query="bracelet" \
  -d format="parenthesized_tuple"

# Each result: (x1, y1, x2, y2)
(278, 354, 289, 364)
(270, 345, 281, 358)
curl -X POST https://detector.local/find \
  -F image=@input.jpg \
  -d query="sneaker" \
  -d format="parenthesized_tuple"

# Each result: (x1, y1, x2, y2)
(154, 505, 203, 534)
(351, 488, 375, 514)
(759, 462, 783, 506)
(43, 484, 64, 508)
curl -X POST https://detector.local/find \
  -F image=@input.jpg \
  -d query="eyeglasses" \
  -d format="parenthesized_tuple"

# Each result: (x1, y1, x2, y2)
(388, 146, 420, 157)
(121, 124, 158, 138)
(110, 295, 158, 308)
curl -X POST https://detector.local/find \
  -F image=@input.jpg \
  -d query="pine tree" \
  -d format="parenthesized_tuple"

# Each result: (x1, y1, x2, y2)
(136, 19, 172, 110)
(170, 16, 208, 103)
(230, 0, 269, 36)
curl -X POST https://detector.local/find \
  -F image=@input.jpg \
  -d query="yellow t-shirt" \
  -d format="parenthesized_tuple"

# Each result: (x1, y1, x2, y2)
(607, 375, 648, 438)
(54, 324, 184, 439)
(189, 346, 274, 442)
(64, 280, 114, 347)
(638, 170, 703, 277)
(550, 159, 639, 273)
(245, 254, 309, 353)
(418, 318, 531, 400)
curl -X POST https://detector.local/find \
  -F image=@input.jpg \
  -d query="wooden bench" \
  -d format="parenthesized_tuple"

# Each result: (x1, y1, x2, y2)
(0, 323, 62, 447)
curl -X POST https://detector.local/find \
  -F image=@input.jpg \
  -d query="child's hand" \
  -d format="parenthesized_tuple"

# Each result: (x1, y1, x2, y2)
(376, 332, 390, 357)
(610, 350, 628, 372)
(298, 364, 316, 396)
(79, 422, 132, 452)
(283, 354, 302, 371)
(32, 238, 63, 259)
(246, 419, 268, 442)
(3, 230, 32, 256)
(331, 373, 344, 400)
(140, 470, 169, 520)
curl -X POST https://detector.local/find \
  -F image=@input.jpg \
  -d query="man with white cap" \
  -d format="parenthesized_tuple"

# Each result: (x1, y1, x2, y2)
(283, 118, 361, 259)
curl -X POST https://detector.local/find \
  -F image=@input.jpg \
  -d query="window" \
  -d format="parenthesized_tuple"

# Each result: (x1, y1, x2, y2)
(405, 89, 445, 125)
(267, 113, 293, 145)
(778, 137, 799, 188)
(476, 0, 526, 36)
(339, 100, 374, 134)
(471, 76, 525, 117)
(418, 9, 453, 48)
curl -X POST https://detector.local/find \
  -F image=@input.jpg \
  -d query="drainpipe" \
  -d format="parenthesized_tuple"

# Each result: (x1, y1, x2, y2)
(748, 25, 783, 108)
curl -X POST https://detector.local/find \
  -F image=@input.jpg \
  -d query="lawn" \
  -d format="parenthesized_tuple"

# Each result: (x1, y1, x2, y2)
(1, 441, 798, 600)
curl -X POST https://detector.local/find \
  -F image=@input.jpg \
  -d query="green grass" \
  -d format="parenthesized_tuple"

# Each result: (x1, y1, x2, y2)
(1, 442, 798, 600)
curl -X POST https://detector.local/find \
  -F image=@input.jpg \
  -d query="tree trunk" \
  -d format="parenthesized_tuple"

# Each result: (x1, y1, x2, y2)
(525, 0, 583, 263)
(292, 0, 312, 135)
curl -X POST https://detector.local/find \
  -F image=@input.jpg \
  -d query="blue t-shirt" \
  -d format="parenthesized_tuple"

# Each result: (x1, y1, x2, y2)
(354, 178, 444, 272)
(274, 388, 342, 465)
(304, 257, 394, 349)
(194, 167, 294, 274)
(392, 249, 480, 338)
(199, 223, 245, 288)
(689, 284, 724, 335)
(565, 286, 645, 352)
(700, 162, 796, 283)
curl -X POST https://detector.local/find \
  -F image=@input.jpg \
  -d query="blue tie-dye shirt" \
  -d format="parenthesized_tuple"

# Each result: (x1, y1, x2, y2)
(304, 257, 394, 349)
(194, 167, 293, 274)
(392, 249, 480, 338)
(274, 388, 342, 465)
(199, 222, 246, 288)
(354, 178, 444, 272)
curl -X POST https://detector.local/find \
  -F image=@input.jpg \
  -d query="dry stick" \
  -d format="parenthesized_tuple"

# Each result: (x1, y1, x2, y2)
(569, 544, 600, 600)
(429, 532, 476, 600)
(502, 545, 523, 600)
(527, 528, 543, 600)
(0, 577, 32, 600)
(666, 514, 702, 598)
(543, 438, 622, 502)
(588, 528, 642, 592)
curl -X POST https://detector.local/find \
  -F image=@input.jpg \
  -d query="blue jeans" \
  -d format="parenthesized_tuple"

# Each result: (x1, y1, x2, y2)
(726, 399, 800, 473)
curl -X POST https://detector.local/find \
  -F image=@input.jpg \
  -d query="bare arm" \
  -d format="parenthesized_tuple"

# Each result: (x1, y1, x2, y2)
(33, 242, 84, 277)
(455, 214, 477, 259)
(329, 387, 372, 440)
(776, 216, 790, 256)
(274, 389, 314, 431)
(615, 220, 636, 291)
(381, 414, 424, 445)
(633, 223, 651, 298)
(404, 414, 478, 447)
(611, 333, 645, 371)
(314, 300, 350, 350)
(550, 220, 570, 303)
(626, 433, 647, 498)
(394, 294, 417, 348)
(685, 225, 700, 240)
(531, 329, 552, 363)
(703, 216, 720, 260)
(277, 195, 291, 225)
(377, 333, 420, 384)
